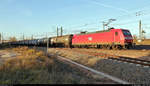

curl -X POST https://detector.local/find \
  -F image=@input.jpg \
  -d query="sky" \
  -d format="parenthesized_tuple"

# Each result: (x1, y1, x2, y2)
(0, 0, 150, 40)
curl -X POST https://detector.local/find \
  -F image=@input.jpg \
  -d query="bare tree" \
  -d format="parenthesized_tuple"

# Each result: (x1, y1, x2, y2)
(133, 35, 138, 40)
(9, 37, 17, 42)
(142, 30, 146, 40)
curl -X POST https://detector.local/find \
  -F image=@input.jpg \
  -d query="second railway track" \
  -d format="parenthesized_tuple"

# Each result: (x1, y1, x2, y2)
(108, 57, 150, 68)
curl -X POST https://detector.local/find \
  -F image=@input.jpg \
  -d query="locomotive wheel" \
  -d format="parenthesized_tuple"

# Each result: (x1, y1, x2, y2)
(112, 45, 118, 50)
(85, 45, 89, 49)
(118, 45, 123, 50)
(97, 45, 101, 49)
(126, 45, 130, 49)
(101, 45, 106, 49)
(123, 45, 128, 50)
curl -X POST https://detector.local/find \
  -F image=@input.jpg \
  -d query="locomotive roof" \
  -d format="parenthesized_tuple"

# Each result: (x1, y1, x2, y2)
(76, 29, 111, 35)
(76, 28, 129, 35)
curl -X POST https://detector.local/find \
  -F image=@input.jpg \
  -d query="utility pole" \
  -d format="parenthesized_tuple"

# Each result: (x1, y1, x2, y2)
(102, 22, 105, 30)
(60, 26, 63, 36)
(23, 34, 24, 40)
(139, 20, 142, 40)
(136, 11, 143, 41)
(57, 27, 59, 37)
(31, 35, 33, 40)
(1, 33, 3, 44)
(46, 33, 49, 56)
(0, 33, 1, 44)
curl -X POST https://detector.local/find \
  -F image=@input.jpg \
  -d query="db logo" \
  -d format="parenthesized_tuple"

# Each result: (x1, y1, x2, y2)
(88, 37, 92, 41)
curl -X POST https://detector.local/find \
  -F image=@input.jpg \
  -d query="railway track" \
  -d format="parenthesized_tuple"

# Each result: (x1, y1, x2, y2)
(108, 57, 150, 67)
(48, 54, 130, 84)
(55, 48, 150, 68)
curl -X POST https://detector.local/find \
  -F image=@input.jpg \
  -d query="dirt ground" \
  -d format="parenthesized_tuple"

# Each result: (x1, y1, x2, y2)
(0, 49, 18, 65)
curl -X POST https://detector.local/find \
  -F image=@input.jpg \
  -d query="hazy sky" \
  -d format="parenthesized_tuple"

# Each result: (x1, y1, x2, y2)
(0, 0, 150, 39)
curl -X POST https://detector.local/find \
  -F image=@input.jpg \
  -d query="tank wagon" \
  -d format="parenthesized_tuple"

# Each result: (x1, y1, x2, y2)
(10, 38, 51, 47)
(38, 38, 50, 46)
(50, 35, 73, 48)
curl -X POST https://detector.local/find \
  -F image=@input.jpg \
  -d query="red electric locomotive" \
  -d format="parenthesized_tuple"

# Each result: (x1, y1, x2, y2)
(72, 28, 133, 49)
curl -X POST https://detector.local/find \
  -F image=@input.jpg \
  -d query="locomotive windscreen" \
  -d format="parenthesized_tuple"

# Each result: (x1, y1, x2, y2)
(122, 30, 131, 36)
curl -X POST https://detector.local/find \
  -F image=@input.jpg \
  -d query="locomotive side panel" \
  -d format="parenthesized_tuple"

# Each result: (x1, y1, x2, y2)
(72, 30, 114, 46)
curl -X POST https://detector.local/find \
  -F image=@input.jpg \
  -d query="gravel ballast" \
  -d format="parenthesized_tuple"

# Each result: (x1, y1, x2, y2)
(94, 59, 150, 84)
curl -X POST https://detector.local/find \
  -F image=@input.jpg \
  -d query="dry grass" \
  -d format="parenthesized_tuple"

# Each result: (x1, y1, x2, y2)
(135, 39, 150, 45)
(48, 48, 102, 67)
(87, 58, 100, 66)
(0, 47, 54, 84)
(0, 47, 102, 84)
(0, 47, 52, 71)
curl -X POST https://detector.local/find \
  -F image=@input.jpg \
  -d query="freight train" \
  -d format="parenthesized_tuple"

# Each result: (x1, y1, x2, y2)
(10, 28, 134, 49)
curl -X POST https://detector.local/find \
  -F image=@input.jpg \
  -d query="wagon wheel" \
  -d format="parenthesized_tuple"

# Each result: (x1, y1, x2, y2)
(112, 45, 118, 50)
(123, 45, 128, 50)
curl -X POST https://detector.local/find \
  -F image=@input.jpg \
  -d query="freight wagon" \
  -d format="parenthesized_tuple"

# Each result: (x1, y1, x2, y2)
(50, 35, 73, 48)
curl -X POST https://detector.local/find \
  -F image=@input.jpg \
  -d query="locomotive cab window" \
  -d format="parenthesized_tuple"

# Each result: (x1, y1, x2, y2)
(115, 32, 118, 36)
(122, 30, 131, 36)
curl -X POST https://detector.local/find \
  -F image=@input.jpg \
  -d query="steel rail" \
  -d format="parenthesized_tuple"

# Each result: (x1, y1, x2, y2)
(119, 57, 150, 63)
(109, 57, 150, 67)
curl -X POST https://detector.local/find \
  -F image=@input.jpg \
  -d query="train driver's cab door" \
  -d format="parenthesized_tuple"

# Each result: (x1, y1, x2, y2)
(114, 31, 119, 43)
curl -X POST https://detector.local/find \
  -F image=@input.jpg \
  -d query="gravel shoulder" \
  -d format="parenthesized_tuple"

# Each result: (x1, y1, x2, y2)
(48, 48, 150, 84)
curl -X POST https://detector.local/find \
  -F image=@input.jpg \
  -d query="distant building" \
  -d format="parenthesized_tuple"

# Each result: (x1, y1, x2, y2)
(2, 40, 10, 43)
